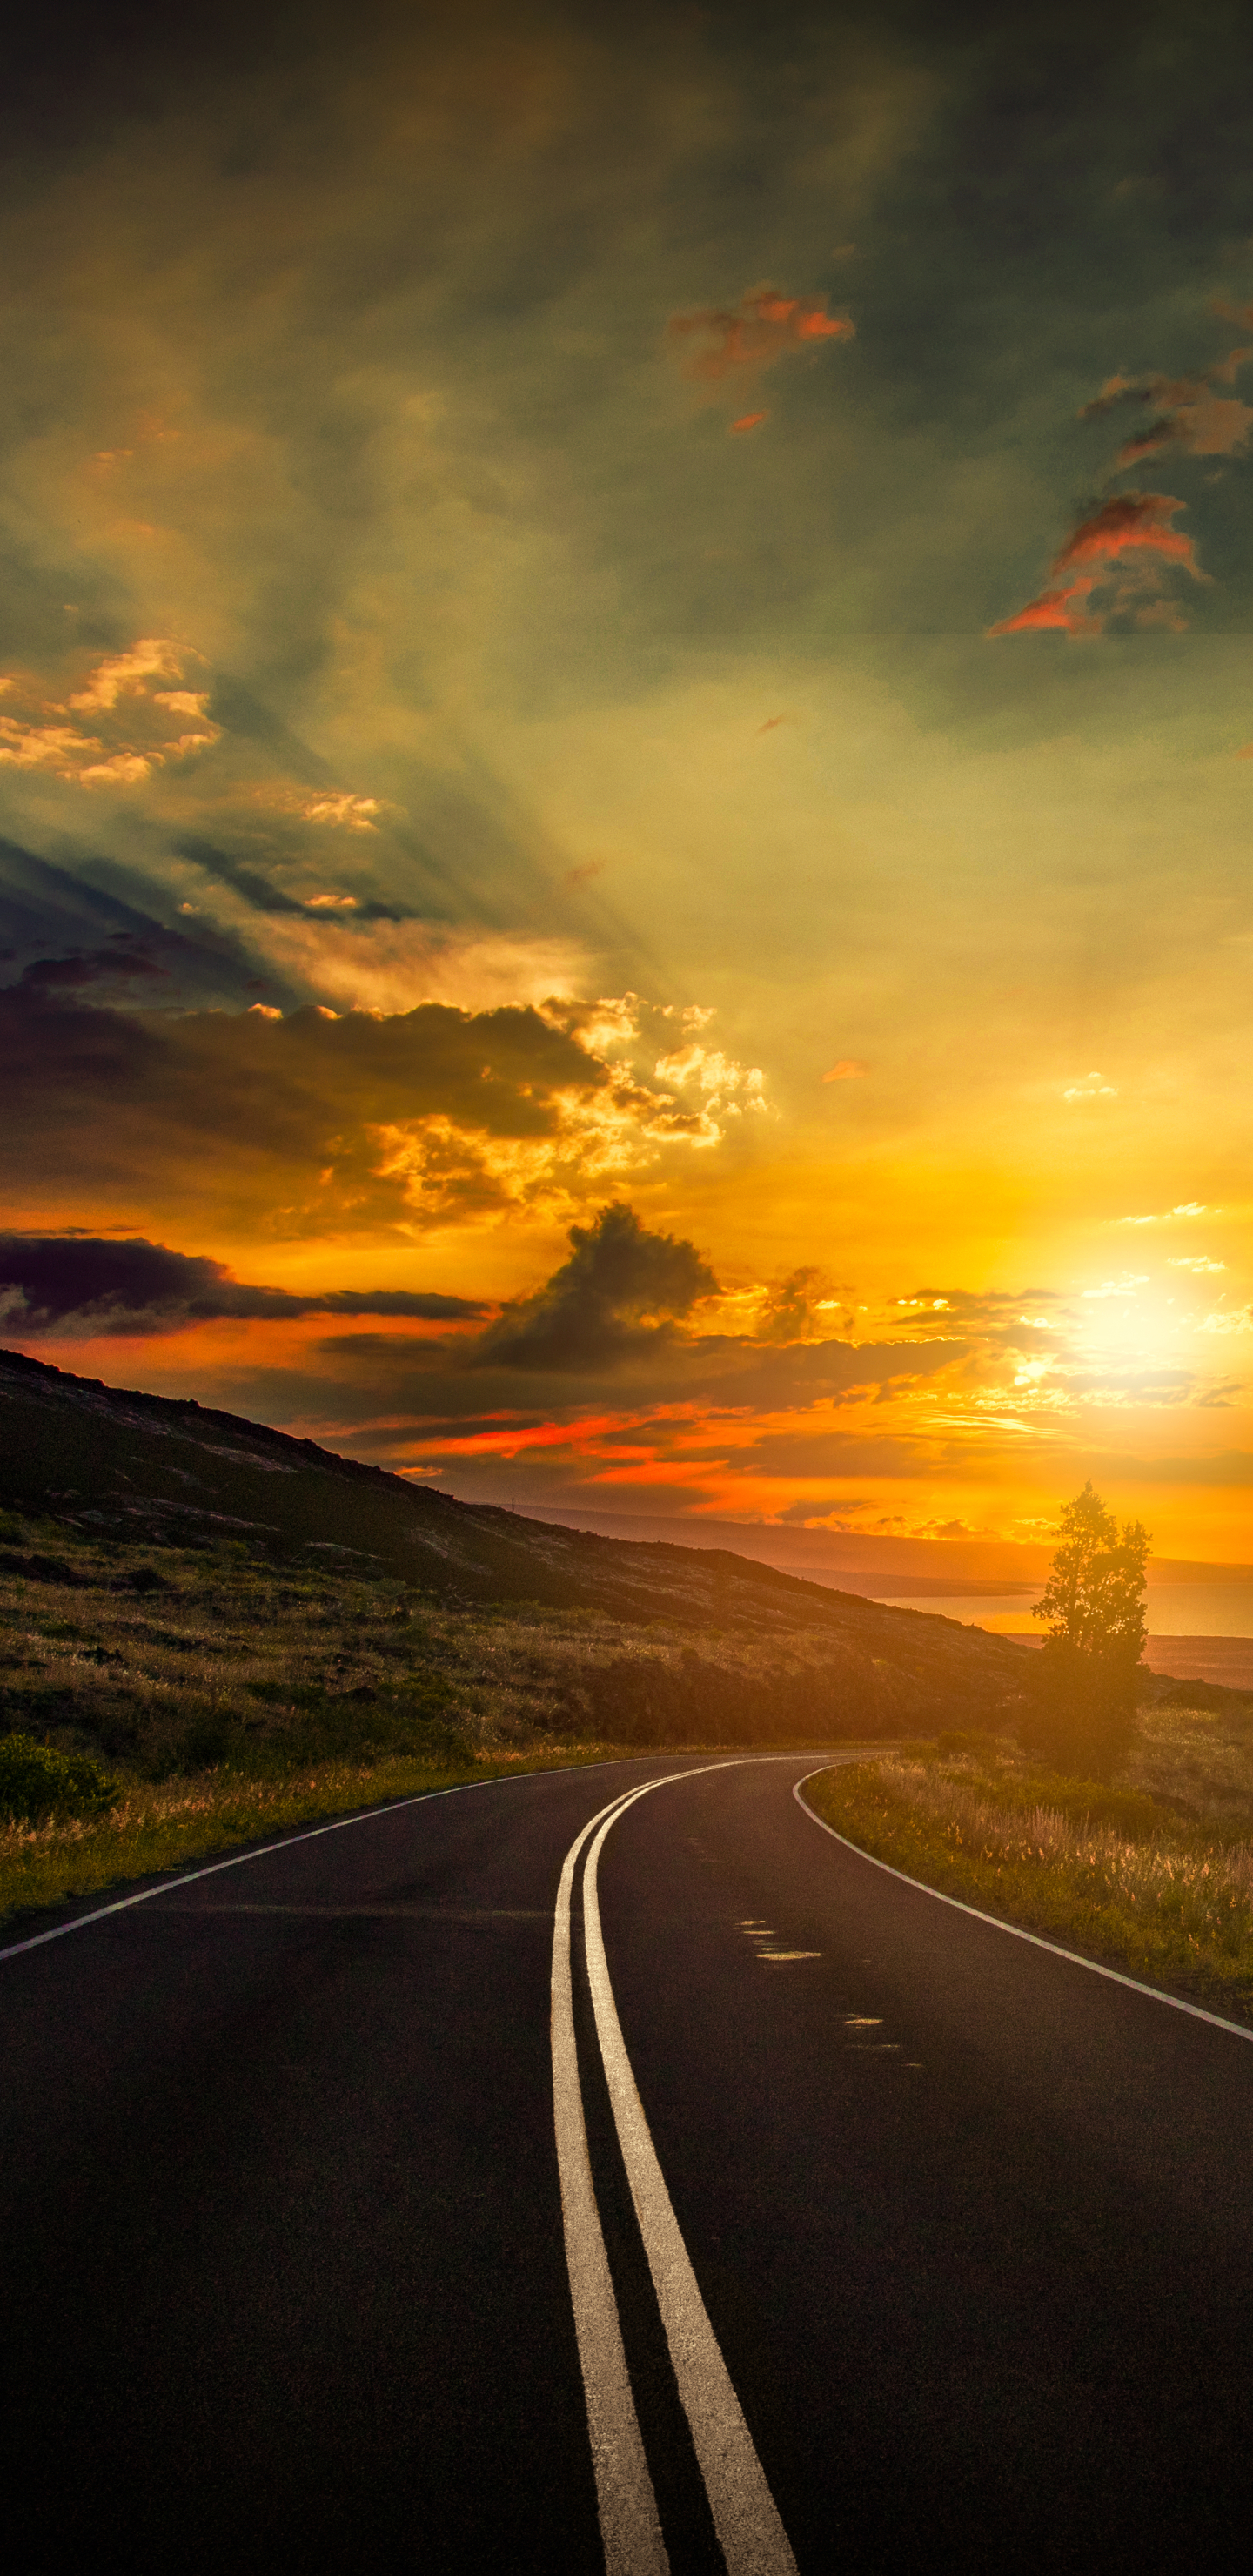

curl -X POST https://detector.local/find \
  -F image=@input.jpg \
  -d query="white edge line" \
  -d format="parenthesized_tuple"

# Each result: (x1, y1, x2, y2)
(793, 1768, 1253, 2047)
(0, 1753, 688, 1968)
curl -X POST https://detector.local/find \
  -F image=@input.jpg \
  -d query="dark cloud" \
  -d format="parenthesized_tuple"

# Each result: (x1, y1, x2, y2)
(676, 1335, 959, 1410)
(740, 1426, 995, 1479)
(990, 291, 1253, 643)
(755, 1267, 848, 1344)
(291, 1324, 959, 1425)
(173, 838, 411, 925)
(0, 838, 286, 1012)
(0, 983, 636, 1231)
(1080, 349, 1253, 466)
(19, 943, 166, 989)
(0, 1233, 483, 1337)
(476, 1203, 718, 1373)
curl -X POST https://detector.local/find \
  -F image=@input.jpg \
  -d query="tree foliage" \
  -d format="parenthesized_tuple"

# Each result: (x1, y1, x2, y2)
(1027, 1484, 1150, 1777)
(1032, 1483, 1149, 1666)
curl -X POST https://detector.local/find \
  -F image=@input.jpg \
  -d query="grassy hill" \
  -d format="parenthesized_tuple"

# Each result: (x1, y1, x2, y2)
(0, 1345, 1042, 1767)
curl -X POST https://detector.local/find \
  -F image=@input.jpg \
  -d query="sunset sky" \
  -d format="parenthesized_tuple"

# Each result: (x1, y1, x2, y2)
(4, 1, 1253, 1569)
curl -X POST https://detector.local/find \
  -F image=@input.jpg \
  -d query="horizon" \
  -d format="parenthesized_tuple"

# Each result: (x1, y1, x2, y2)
(9, 1341, 1253, 1657)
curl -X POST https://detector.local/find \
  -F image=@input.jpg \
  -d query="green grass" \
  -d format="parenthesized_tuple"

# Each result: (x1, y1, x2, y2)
(802, 1744, 1253, 2023)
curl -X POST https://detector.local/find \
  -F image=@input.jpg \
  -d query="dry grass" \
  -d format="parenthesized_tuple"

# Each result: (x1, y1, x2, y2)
(0, 1509, 849, 1927)
(1126, 1698, 1253, 1828)
(804, 1736, 1253, 2021)
(0, 1506, 883, 1786)
(0, 1741, 648, 1930)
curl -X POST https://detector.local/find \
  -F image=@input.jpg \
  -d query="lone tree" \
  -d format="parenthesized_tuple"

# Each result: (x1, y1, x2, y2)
(1029, 1483, 1150, 1778)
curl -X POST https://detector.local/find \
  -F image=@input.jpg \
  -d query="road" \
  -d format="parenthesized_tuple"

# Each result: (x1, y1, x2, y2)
(5, 1752, 1253, 2571)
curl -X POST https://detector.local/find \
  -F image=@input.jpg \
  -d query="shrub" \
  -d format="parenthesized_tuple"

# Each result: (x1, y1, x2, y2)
(179, 1713, 236, 1770)
(0, 1732, 119, 1821)
(935, 1728, 1002, 1761)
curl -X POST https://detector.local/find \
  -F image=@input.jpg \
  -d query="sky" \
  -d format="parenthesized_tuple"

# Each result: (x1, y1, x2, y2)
(4, 0, 1253, 1570)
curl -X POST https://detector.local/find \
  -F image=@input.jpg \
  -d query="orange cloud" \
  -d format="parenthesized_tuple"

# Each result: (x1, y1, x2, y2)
(995, 308, 1253, 639)
(731, 411, 767, 434)
(992, 578, 1098, 637)
(823, 1059, 868, 1081)
(668, 285, 854, 392)
(1056, 491, 1198, 575)
(992, 493, 1201, 637)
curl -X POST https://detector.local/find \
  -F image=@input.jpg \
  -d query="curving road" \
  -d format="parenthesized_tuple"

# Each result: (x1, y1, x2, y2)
(5, 1752, 1253, 2572)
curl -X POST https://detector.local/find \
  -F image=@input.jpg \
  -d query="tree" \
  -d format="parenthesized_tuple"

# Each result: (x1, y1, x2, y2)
(1028, 1483, 1150, 1778)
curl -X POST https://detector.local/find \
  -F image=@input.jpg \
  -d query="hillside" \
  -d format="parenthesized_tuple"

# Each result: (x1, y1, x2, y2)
(0, 1344, 1040, 1747)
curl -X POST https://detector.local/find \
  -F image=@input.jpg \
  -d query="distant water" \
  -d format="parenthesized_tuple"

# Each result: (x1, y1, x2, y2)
(875, 1581, 1253, 1640)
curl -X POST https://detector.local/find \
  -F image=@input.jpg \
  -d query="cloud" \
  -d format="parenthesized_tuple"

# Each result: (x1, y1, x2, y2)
(252, 788, 392, 831)
(0, 1233, 485, 1338)
(19, 941, 166, 989)
(993, 494, 1201, 639)
(730, 413, 767, 435)
(0, 638, 221, 783)
(1119, 1203, 1210, 1224)
(823, 1058, 867, 1081)
(1167, 1255, 1225, 1274)
(990, 580, 1100, 636)
(0, 982, 769, 1237)
(171, 835, 409, 926)
(1056, 493, 1198, 577)
(1081, 355, 1253, 466)
(667, 285, 854, 399)
(0, 838, 274, 1014)
(652, 1037, 766, 1118)
(69, 639, 185, 712)
(1200, 1304, 1253, 1335)
(475, 1202, 718, 1372)
(753, 1266, 845, 1345)
(1063, 1070, 1117, 1100)
(994, 305, 1253, 641)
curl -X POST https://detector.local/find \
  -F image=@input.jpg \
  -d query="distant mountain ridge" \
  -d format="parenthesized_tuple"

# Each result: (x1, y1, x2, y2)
(516, 1502, 1249, 1597)
(0, 1345, 1045, 1732)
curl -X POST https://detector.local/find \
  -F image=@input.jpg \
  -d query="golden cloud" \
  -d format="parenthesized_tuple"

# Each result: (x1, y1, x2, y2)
(0, 639, 221, 784)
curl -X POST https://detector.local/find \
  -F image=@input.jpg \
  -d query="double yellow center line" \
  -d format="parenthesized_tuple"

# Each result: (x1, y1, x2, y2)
(551, 1765, 799, 2576)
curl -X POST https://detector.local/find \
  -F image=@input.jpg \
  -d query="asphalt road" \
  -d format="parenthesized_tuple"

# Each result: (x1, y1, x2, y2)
(5, 1752, 1253, 2572)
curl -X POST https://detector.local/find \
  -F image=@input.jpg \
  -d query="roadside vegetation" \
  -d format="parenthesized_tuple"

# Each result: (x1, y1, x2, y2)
(802, 1483, 1253, 2023)
(9, 1453, 1250, 2009)
(0, 1503, 874, 1926)
(803, 1715, 1253, 2023)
